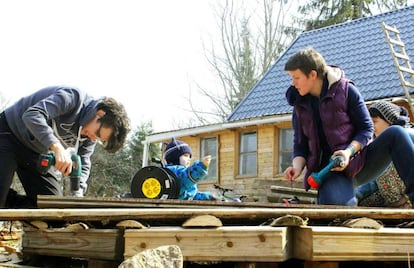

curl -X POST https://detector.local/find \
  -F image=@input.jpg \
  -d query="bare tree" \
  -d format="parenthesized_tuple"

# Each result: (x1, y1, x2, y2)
(187, 0, 300, 125)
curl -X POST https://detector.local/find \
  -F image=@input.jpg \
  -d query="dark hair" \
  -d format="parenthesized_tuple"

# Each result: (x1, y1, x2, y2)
(369, 101, 409, 126)
(368, 107, 385, 120)
(96, 97, 130, 153)
(284, 47, 327, 78)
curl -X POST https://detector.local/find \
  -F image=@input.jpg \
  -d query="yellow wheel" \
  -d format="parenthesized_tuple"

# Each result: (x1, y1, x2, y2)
(141, 178, 161, 199)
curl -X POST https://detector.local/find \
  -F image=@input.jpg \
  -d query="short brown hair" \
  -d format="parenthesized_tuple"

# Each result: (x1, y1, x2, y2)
(97, 97, 130, 153)
(284, 47, 327, 78)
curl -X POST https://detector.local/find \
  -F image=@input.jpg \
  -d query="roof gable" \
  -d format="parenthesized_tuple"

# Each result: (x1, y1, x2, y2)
(227, 5, 414, 121)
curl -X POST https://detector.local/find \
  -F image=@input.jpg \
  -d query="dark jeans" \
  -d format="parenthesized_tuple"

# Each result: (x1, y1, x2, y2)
(355, 127, 414, 202)
(318, 125, 414, 205)
(0, 112, 62, 208)
(355, 125, 414, 202)
(318, 171, 356, 205)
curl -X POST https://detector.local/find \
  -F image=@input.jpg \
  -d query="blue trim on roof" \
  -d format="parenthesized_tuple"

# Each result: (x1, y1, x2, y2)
(227, 5, 414, 121)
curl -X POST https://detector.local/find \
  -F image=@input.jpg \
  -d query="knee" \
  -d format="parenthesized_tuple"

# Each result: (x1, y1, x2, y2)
(383, 125, 406, 137)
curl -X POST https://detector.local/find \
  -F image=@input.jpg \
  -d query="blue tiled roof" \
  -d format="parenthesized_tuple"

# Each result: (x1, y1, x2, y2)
(227, 5, 414, 121)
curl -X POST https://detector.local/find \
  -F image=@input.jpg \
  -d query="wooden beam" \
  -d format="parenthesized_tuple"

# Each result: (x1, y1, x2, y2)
(36, 195, 331, 209)
(1, 207, 414, 222)
(124, 226, 290, 262)
(295, 226, 414, 261)
(22, 228, 123, 261)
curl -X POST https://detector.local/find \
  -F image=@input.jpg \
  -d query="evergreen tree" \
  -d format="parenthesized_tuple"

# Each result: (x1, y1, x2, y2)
(84, 121, 160, 197)
(299, 0, 408, 30)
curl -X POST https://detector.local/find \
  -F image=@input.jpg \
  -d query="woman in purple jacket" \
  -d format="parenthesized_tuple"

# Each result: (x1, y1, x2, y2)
(283, 47, 414, 206)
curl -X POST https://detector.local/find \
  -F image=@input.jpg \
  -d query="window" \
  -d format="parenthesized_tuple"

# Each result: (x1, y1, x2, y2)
(201, 136, 218, 181)
(279, 128, 293, 173)
(239, 131, 257, 176)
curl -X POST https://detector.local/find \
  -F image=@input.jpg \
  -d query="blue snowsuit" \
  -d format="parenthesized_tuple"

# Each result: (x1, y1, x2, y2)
(165, 160, 212, 200)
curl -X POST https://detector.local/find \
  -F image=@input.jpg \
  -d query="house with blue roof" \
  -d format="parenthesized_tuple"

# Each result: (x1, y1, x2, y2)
(228, 5, 414, 122)
(141, 6, 414, 201)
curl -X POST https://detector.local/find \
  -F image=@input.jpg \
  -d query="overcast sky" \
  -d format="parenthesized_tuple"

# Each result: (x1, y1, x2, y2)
(1, 1, 413, 133)
(0, 0, 217, 132)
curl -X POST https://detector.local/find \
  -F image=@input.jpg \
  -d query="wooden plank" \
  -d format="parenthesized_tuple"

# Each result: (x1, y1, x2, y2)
(124, 226, 290, 262)
(270, 185, 317, 196)
(1, 208, 414, 222)
(22, 228, 123, 261)
(36, 195, 325, 209)
(268, 185, 317, 204)
(294, 226, 414, 261)
(37, 195, 269, 208)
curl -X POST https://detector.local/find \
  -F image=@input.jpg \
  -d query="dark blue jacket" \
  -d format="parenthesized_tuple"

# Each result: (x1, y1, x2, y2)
(4, 86, 100, 191)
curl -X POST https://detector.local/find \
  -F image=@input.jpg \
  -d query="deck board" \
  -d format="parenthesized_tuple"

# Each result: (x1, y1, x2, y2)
(124, 226, 290, 262)
(295, 226, 414, 261)
(2, 207, 414, 222)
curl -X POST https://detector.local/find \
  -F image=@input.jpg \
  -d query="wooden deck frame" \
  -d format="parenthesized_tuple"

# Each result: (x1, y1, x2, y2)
(22, 224, 414, 263)
(6, 206, 414, 264)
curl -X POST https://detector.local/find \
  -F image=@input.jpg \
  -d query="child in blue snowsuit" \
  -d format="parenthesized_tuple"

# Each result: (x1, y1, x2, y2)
(164, 138, 214, 200)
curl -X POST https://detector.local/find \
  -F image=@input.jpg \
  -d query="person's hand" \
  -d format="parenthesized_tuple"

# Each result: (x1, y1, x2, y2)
(331, 149, 351, 171)
(49, 142, 72, 176)
(285, 156, 306, 183)
(202, 155, 212, 167)
(284, 166, 301, 182)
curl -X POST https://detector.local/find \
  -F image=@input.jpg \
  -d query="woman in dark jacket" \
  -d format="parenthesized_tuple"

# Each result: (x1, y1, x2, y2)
(284, 47, 414, 206)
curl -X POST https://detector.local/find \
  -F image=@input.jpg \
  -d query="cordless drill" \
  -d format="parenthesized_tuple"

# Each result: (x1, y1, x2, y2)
(37, 153, 82, 192)
(307, 155, 345, 189)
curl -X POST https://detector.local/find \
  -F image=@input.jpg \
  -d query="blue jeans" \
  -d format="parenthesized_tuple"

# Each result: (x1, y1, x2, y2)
(354, 125, 414, 202)
(318, 125, 414, 205)
(355, 180, 379, 200)
(318, 171, 357, 205)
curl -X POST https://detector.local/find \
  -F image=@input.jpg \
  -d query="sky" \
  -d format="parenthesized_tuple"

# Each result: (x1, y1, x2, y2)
(1, 1, 414, 133)
(0, 0, 218, 132)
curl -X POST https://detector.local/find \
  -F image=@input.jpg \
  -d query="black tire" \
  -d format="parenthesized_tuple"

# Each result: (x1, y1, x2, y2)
(164, 168, 180, 199)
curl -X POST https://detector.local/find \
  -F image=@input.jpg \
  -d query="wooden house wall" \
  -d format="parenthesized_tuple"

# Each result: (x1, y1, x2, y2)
(163, 120, 297, 201)
(158, 99, 413, 201)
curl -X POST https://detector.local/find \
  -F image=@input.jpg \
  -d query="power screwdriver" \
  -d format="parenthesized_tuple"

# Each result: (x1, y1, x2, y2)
(307, 155, 345, 189)
(37, 153, 82, 192)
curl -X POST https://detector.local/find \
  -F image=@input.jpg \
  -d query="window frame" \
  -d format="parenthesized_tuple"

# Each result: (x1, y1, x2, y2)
(237, 131, 257, 177)
(278, 128, 293, 174)
(200, 135, 218, 182)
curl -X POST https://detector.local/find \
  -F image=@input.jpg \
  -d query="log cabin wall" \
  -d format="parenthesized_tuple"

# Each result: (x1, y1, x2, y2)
(164, 120, 298, 202)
